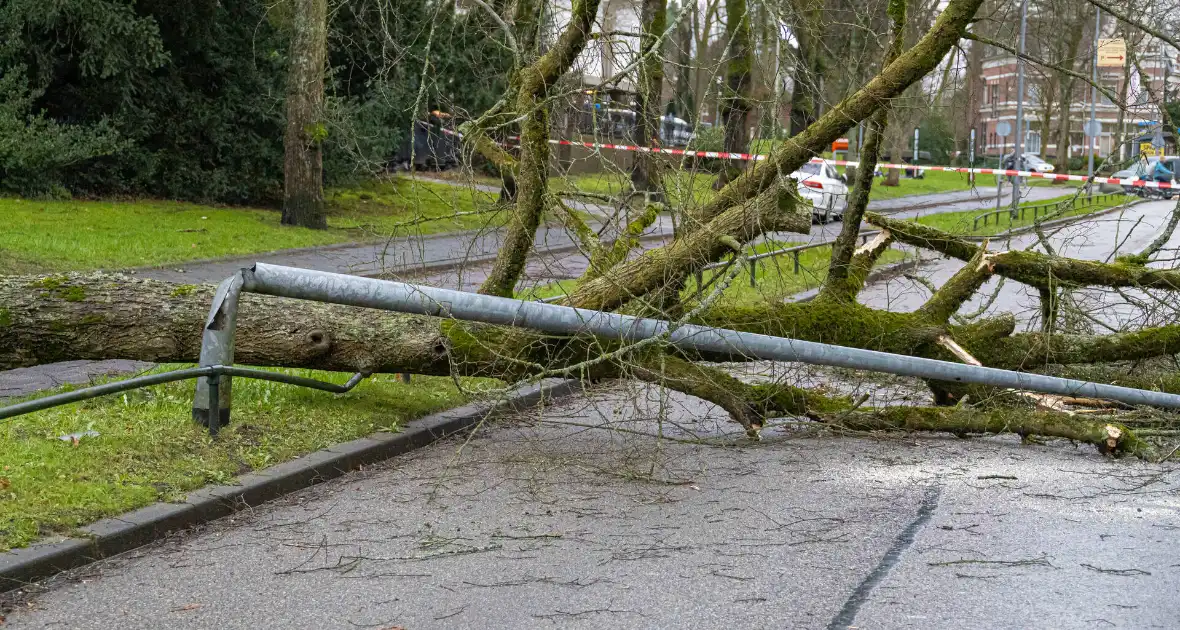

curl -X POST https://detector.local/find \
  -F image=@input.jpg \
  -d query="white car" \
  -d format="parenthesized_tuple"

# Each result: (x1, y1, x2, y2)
(1002, 152, 1055, 173)
(792, 162, 848, 222)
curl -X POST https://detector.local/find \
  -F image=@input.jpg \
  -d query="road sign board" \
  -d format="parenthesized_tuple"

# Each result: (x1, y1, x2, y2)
(995, 121, 1012, 137)
(1083, 120, 1102, 138)
(1097, 39, 1127, 67)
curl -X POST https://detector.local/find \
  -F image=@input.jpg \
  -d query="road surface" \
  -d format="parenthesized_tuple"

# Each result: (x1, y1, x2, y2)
(859, 198, 1180, 329)
(4, 381, 1178, 629)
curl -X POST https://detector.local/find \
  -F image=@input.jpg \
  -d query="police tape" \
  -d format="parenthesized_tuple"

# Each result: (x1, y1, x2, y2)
(436, 127, 1177, 190)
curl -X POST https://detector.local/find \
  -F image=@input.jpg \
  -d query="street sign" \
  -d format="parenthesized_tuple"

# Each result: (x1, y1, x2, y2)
(995, 121, 1012, 137)
(1140, 141, 1161, 158)
(1083, 120, 1102, 137)
(1097, 39, 1127, 67)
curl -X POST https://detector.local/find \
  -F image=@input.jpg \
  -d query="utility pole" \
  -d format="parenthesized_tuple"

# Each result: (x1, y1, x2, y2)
(1088, 6, 1100, 185)
(1011, 0, 1030, 218)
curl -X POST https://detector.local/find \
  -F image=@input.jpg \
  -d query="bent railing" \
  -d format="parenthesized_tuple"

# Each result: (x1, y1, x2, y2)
(7, 261, 1180, 434)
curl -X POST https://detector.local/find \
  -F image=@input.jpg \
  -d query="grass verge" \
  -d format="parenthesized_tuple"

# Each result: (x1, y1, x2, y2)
(1, 178, 499, 275)
(0, 367, 489, 551)
(914, 192, 1131, 235)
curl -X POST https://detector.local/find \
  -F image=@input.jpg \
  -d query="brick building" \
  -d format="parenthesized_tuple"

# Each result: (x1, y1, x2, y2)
(976, 43, 1174, 161)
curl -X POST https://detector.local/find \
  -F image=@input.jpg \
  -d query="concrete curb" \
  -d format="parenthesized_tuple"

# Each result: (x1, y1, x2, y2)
(0, 379, 580, 593)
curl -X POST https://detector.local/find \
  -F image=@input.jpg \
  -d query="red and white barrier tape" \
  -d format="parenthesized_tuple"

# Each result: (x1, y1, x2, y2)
(437, 127, 1175, 190)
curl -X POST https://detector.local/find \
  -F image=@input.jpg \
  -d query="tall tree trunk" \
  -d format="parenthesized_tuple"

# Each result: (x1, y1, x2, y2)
(787, 0, 823, 136)
(1052, 17, 1085, 172)
(632, 0, 668, 195)
(715, 0, 753, 188)
(281, 0, 328, 230)
(1113, 28, 1135, 163)
(673, 6, 695, 119)
(960, 39, 985, 157)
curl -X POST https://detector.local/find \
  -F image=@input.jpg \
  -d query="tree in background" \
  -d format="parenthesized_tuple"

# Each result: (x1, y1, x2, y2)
(716, 0, 754, 187)
(631, 0, 669, 196)
(281, 0, 329, 229)
(787, 0, 824, 136)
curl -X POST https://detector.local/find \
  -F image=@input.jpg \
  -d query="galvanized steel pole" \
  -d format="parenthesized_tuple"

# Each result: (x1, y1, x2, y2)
(1088, 6, 1100, 182)
(203, 263, 1180, 412)
(1010, 0, 1030, 217)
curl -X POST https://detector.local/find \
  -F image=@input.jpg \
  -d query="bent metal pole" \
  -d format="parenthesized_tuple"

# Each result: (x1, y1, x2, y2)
(185, 262, 1180, 416)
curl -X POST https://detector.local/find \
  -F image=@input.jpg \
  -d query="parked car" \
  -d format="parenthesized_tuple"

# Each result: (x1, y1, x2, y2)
(1001, 152, 1055, 173)
(792, 161, 848, 223)
(658, 114, 694, 147)
(1102, 156, 1180, 196)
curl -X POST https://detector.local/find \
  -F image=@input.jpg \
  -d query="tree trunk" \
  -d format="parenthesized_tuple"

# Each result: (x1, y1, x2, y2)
(631, 0, 668, 196)
(672, 6, 695, 120)
(787, 0, 823, 136)
(715, 0, 753, 188)
(281, 0, 328, 230)
(1052, 16, 1085, 172)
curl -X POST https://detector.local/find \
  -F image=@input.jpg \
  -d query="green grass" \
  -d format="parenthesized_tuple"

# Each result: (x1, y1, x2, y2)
(684, 241, 908, 306)
(864, 170, 1079, 201)
(0, 177, 499, 275)
(914, 192, 1130, 236)
(518, 240, 909, 307)
(547, 170, 717, 210)
(0, 367, 488, 551)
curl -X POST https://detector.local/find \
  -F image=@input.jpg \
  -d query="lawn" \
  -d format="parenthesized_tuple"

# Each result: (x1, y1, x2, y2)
(518, 239, 909, 307)
(914, 191, 1132, 236)
(683, 240, 909, 307)
(0, 177, 499, 275)
(0, 367, 490, 551)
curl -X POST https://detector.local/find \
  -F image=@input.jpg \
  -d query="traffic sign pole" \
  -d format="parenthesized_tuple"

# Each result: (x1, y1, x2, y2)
(1088, 6, 1100, 188)
(1011, 0, 1030, 218)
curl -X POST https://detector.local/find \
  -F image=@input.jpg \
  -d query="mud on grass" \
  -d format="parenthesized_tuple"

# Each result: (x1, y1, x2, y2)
(0, 367, 493, 551)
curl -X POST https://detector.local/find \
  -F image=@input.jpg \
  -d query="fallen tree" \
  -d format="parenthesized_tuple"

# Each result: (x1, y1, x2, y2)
(4, 0, 1178, 458)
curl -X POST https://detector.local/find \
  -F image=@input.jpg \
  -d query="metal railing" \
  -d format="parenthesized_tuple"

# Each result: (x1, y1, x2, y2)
(540, 231, 882, 304)
(706, 230, 882, 288)
(972, 192, 1123, 232)
(0, 366, 368, 432)
(9, 261, 1180, 431)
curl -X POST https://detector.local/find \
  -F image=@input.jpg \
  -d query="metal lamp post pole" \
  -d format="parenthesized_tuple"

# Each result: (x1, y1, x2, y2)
(1011, 0, 1030, 217)
(1087, 6, 1100, 188)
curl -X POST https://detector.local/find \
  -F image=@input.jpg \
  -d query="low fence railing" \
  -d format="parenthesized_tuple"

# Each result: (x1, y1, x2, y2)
(6, 263, 1180, 432)
(972, 192, 1123, 232)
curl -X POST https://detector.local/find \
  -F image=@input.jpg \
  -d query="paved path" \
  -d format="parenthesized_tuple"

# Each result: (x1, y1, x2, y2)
(874, 184, 1067, 219)
(859, 198, 1180, 328)
(5, 381, 1177, 629)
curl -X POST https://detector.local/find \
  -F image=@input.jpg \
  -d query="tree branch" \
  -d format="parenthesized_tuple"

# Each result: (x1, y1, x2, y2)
(964, 32, 1124, 107)
(689, 0, 984, 225)
(564, 178, 810, 311)
(867, 212, 1180, 291)
(825, 0, 908, 292)
(1084, 0, 1180, 54)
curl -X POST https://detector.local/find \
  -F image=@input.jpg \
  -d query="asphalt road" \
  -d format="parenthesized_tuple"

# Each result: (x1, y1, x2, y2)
(5, 380, 1178, 629)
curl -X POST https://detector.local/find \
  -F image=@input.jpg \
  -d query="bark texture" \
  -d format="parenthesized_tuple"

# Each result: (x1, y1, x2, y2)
(631, 0, 668, 195)
(281, 0, 328, 230)
(716, 0, 753, 187)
